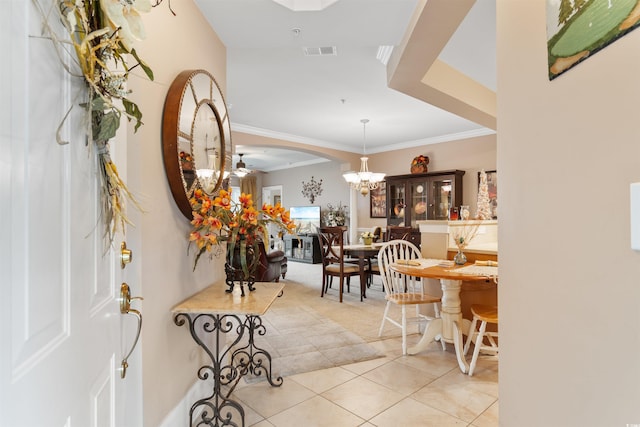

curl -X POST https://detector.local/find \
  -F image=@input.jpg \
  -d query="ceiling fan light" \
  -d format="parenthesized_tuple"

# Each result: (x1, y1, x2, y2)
(235, 169, 249, 178)
(234, 153, 251, 177)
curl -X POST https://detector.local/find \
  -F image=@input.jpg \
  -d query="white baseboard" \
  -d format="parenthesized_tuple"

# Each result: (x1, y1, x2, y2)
(158, 379, 208, 427)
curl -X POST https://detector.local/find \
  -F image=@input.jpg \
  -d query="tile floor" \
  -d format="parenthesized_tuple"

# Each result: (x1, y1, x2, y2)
(231, 261, 499, 427)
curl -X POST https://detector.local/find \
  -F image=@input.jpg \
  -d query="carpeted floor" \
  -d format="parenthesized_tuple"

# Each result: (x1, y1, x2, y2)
(246, 305, 384, 381)
(242, 261, 393, 382)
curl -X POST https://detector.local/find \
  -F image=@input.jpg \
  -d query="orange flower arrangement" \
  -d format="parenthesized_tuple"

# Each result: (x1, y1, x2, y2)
(189, 188, 296, 273)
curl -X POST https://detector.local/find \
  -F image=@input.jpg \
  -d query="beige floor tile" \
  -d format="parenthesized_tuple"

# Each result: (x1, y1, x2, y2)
(411, 369, 498, 423)
(367, 337, 405, 357)
(288, 366, 356, 394)
(369, 398, 468, 427)
(231, 396, 267, 426)
(246, 262, 500, 425)
(362, 360, 439, 396)
(267, 395, 364, 427)
(438, 361, 499, 398)
(321, 376, 404, 420)
(340, 354, 394, 375)
(233, 379, 315, 419)
(472, 400, 499, 427)
(395, 345, 460, 377)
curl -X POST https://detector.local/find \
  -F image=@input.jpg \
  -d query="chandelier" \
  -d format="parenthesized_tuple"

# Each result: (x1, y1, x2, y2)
(342, 119, 385, 196)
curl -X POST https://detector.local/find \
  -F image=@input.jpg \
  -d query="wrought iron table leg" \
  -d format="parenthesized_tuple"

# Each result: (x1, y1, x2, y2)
(174, 313, 282, 427)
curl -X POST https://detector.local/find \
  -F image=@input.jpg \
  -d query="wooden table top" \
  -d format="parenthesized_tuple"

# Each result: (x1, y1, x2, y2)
(390, 262, 493, 282)
(342, 244, 381, 256)
(171, 281, 285, 316)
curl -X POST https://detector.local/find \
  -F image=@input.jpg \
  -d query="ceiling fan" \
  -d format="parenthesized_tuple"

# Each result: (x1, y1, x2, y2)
(234, 153, 253, 177)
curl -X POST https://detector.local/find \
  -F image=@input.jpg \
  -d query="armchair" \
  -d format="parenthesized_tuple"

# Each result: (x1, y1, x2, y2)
(255, 241, 287, 282)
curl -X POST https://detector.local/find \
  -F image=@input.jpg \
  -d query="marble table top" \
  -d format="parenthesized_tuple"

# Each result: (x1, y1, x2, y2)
(171, 281, 285, 316)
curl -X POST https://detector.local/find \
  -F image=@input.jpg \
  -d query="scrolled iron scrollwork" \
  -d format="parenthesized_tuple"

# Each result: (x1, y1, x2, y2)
(174, 311, 282, 426)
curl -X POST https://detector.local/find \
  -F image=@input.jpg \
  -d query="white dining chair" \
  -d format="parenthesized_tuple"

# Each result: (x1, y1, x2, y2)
(377, 240, 441, 355)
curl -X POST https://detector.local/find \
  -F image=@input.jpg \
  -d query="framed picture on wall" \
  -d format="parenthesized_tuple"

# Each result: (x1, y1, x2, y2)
(370, 181, 387, 218)
(478, 170, 497, 219)
(546, 0, 640, 80)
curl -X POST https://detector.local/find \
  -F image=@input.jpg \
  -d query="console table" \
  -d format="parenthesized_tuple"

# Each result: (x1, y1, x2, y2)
(172, 281, 285, 426)
(283, 234, 321, 263)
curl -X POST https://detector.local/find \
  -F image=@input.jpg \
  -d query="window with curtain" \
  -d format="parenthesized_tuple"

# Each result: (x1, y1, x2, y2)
(240, 176, 257, 200)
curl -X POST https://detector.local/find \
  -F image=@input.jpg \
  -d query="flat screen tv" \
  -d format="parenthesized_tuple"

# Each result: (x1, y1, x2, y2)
(289, 205, 321, 234)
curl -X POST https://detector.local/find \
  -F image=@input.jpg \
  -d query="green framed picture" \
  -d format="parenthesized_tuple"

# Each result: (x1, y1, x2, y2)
(547, 0, 640, 80)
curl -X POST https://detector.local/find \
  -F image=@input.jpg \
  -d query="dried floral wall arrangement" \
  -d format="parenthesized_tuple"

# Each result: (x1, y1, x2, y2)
(36, 0, 171, 246)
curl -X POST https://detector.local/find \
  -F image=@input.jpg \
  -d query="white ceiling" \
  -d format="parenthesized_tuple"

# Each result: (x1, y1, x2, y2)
(194, 0, 496, 172)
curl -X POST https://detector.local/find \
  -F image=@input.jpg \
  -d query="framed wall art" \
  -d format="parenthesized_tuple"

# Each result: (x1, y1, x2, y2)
(370, 181, 387, 218)
(547, 0, 640, 80)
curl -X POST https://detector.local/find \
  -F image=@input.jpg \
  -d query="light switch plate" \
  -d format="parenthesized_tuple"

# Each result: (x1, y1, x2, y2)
(631, 183, 640, 250)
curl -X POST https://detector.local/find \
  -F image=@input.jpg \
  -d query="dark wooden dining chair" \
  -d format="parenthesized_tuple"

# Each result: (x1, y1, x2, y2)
(319, 226, 365, 303)
(386, 226, 412, 241)
(373, 226, 382, 242)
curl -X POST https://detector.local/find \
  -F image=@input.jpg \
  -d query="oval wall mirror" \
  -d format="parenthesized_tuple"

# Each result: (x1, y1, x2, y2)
(162, 69, 233, 219)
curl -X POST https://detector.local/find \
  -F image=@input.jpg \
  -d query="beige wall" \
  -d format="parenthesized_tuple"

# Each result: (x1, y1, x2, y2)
(127, 2, 227, 426)
(498, 2, 640, 425)
(360, 133, 497, 229)
(243, 132, 495, 231)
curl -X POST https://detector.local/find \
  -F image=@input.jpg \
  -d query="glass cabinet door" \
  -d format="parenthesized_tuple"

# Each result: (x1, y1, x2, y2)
(429, 176, 454, 220)
(409, 179, 429, 227)
(387, 181, 406, 226)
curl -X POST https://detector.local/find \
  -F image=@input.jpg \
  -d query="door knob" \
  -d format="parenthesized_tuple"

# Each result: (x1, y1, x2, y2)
(120, 283, 143, 378)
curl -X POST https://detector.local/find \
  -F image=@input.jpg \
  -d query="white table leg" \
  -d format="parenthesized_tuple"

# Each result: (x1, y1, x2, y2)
(407, 318, 443, 355)
(409, 278, 471, 373)
(452, 319, 470, 373)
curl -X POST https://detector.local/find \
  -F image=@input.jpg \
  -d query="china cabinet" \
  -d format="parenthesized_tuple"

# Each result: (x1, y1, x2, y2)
(386, 170, 465, 246)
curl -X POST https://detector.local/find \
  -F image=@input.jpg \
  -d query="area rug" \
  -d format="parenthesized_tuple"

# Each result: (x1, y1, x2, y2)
(244, 305, 384, 382)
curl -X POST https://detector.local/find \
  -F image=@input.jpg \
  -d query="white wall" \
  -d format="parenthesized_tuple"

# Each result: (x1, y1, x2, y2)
(126, 2, 228, 426)
(498, 2, 640, 425)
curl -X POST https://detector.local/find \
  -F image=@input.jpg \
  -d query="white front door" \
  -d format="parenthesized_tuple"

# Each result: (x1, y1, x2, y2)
(0, 1, 143, 426)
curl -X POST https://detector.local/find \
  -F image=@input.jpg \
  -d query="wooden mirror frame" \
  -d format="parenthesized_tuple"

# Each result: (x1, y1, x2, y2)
(162, 70, 232, 219)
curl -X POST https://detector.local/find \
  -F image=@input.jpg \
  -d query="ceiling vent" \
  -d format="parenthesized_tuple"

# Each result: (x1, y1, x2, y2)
(303, 46, 337, 56)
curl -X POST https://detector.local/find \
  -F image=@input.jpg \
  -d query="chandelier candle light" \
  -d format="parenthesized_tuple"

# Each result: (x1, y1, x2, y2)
(343, 119, 386, 196)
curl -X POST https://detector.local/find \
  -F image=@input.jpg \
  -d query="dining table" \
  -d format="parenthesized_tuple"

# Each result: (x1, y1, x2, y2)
(390, 260, 498, 373)
(342, 243, 383, 300)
